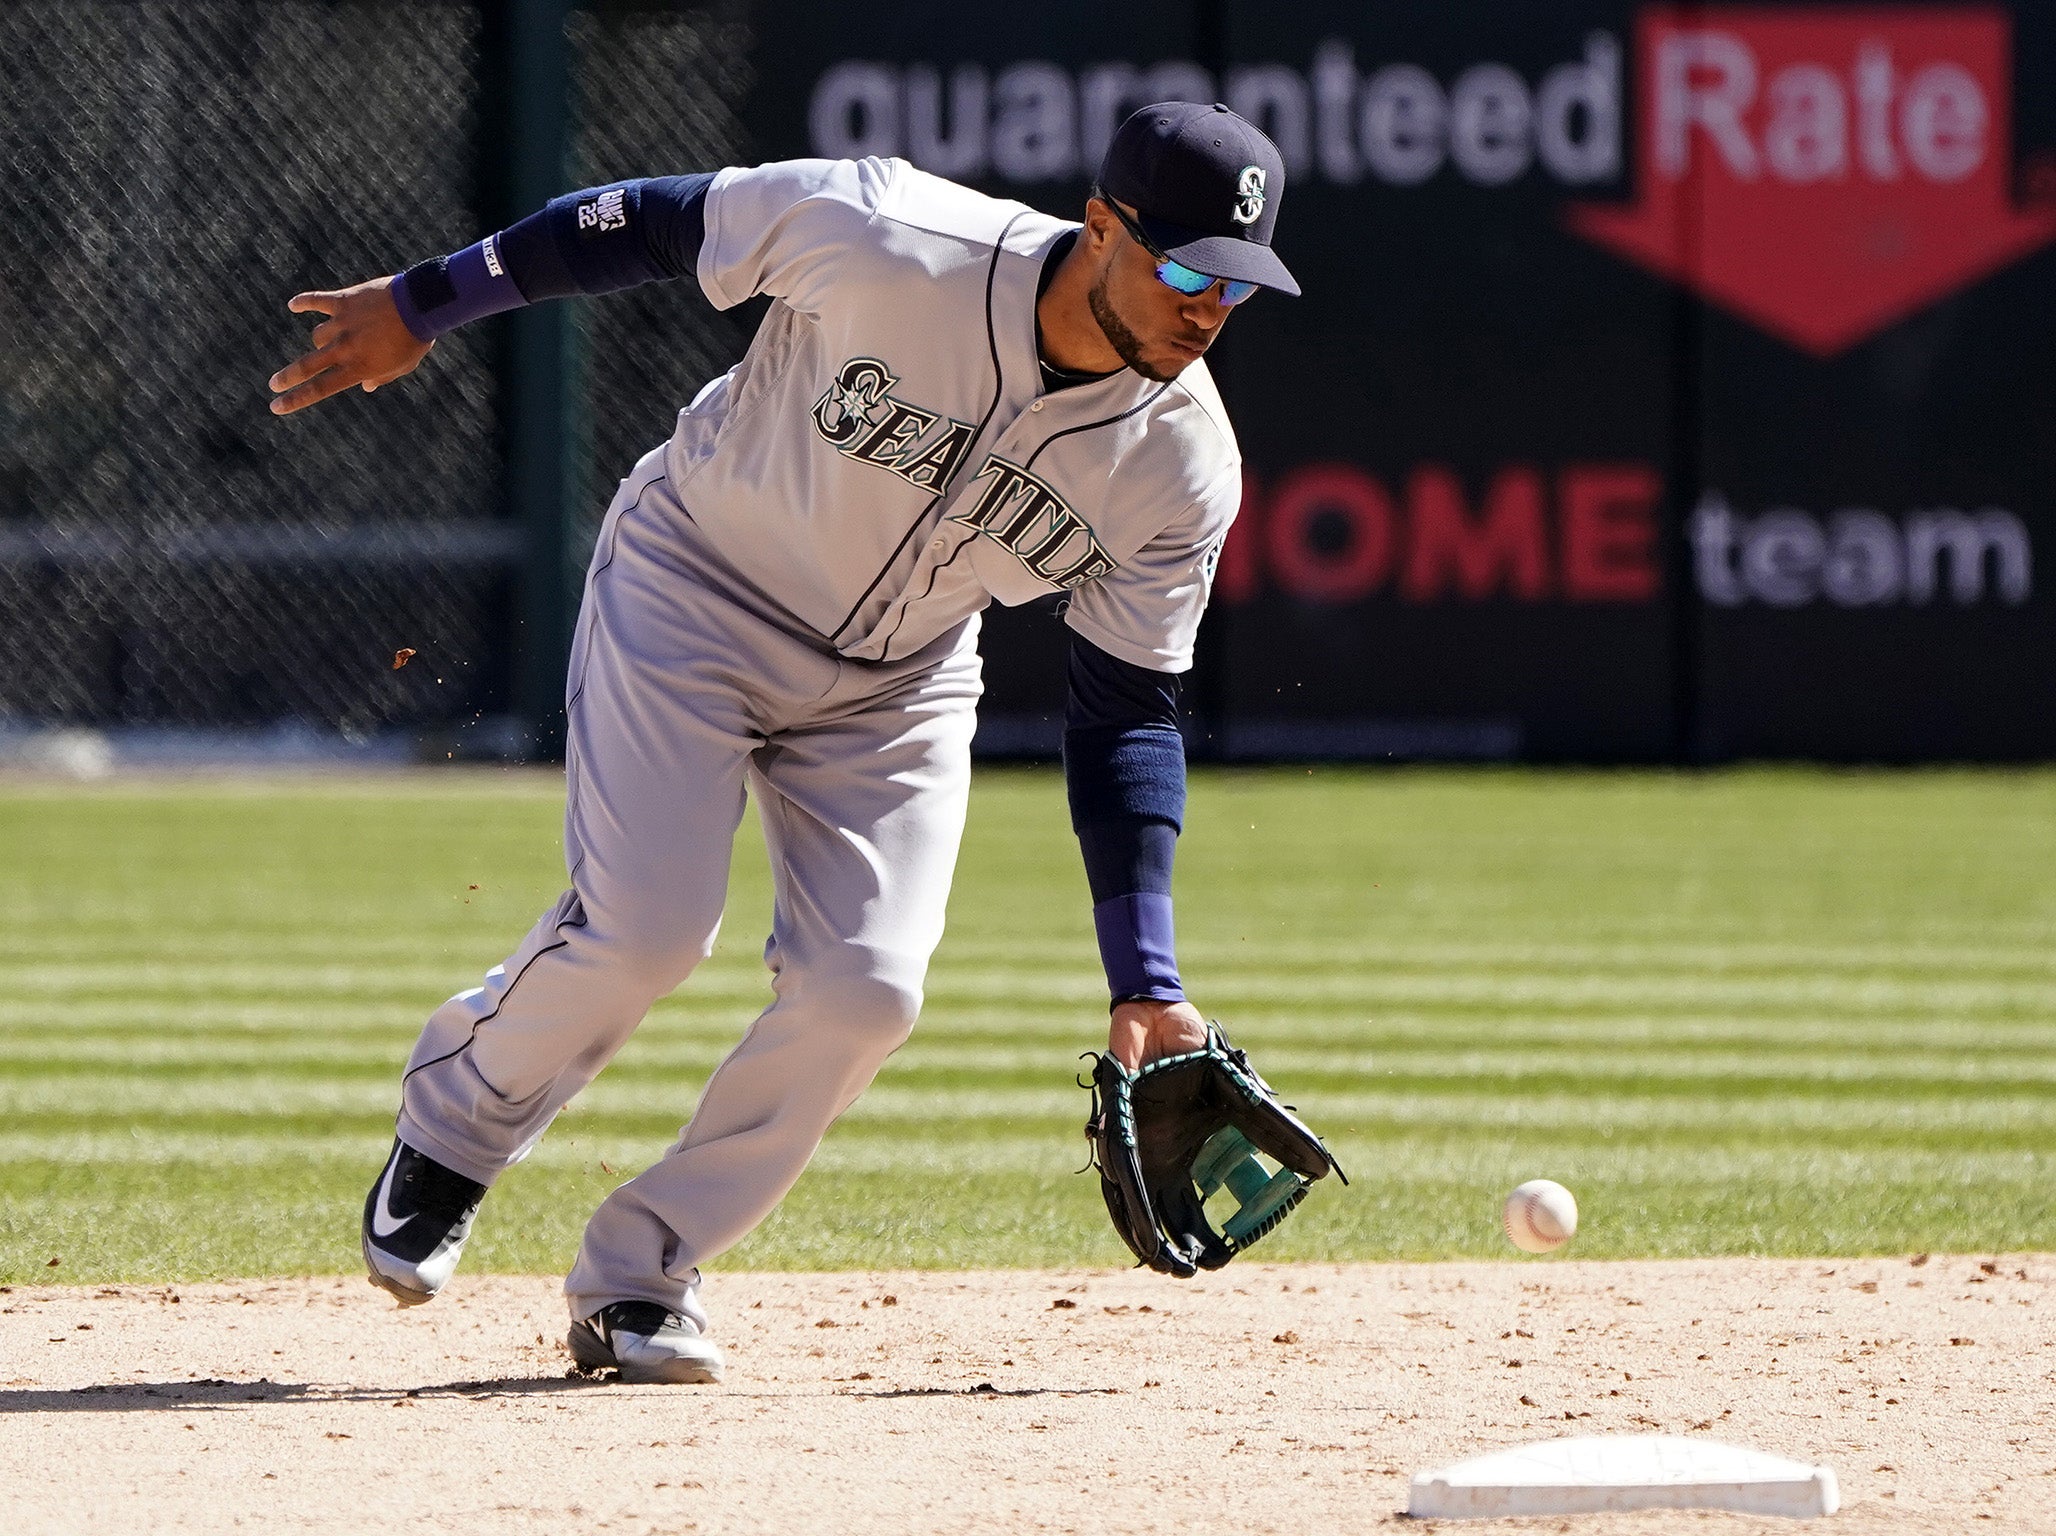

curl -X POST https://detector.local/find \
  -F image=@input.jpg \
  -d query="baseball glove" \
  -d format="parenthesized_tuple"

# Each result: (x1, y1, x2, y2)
(1083, 1022, 1344, 1277)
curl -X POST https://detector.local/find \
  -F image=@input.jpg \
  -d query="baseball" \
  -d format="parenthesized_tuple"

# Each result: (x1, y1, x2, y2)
(1504, 1179, 1578, 1253)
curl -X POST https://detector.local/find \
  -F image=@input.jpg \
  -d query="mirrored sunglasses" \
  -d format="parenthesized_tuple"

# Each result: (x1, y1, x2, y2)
(1098, 190, 1259, 307)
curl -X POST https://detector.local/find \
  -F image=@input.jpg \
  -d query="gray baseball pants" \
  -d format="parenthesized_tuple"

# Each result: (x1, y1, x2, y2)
(395, 456, 982, 1326)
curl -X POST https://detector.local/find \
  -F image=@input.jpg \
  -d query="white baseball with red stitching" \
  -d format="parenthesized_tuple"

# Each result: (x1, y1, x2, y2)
(1504, 1179, 1578, 1253)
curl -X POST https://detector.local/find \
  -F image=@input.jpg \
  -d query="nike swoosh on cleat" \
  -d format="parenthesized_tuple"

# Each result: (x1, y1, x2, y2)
(369, 1152, 410, 1239)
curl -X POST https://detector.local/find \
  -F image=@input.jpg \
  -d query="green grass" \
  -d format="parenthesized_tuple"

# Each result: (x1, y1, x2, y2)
(2, 766, 2053, 1283)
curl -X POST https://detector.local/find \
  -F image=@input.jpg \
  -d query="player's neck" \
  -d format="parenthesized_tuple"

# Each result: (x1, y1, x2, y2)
(1036, 239, 1125, 378)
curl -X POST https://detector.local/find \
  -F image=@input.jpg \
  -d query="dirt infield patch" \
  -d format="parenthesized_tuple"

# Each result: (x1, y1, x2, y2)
(3, 1257, 2049, 1533)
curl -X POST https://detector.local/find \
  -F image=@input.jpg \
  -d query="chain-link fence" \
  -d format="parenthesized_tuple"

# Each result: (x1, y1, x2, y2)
(0, 0, 754, 745)
(565, 3, 756, 582)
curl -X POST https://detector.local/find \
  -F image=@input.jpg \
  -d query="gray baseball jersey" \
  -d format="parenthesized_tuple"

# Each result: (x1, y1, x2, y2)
(676, 155, 1241, 672)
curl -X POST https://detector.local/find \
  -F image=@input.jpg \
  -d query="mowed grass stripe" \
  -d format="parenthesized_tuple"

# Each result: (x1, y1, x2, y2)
(10, 1072, 2056, 1131)
(9, 1160, 2047, 1279)
(0, 965, 773, 1005)
(17, 1004, 2056, 1059)
(14, 1029, 2056, 1078)
(4, 1032, 2056, 1077)
(11, 1029, 2056, 1097)
(14, 934, 2056, 977)
(932, 970, 2056, 1014)
(1186, 939, 2056, 976)
(6, 1111, 2050, 1161)
(0, 1132, 2042, 1190)
(12, 958, 2056, 1016)
(4, 766, 2055, 1277)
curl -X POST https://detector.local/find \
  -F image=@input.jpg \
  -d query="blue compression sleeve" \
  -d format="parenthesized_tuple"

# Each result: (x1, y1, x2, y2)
(1064, 638, 1188, 1005)
(392, 173, 715, 341)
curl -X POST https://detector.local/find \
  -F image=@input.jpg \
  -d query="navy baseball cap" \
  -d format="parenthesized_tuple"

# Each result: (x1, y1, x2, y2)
(1096, 101, 1300, 297)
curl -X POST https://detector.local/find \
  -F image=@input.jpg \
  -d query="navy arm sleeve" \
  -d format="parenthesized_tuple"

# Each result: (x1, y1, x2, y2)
(1063, 636, 1188, 1005)
(494, 174, 714, 299)
(391, 174, 715, 340)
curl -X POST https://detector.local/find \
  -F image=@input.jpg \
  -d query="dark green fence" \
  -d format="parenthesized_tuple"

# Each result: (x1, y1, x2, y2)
(5, 1, 2052, 761)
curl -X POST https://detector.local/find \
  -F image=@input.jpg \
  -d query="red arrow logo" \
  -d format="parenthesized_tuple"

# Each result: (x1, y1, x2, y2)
(1567, 6, 2056, 356)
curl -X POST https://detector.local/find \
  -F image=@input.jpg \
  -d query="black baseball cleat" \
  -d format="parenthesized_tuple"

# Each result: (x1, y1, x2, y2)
(568, 1301, 726, 1384)
(360, 1136, 487, 1307)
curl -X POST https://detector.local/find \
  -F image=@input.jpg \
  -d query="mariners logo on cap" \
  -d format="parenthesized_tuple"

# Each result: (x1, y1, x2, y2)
(1231, 166, 1266, 227)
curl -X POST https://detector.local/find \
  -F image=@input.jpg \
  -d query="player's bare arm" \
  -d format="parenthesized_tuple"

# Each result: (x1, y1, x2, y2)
(269, 278, 432, 415)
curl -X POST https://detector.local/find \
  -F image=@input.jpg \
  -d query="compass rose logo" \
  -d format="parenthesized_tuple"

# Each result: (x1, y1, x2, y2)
(1232, 166, 1266, 227)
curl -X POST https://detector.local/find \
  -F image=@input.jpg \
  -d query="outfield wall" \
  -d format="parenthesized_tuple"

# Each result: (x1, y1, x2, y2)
(3, 0, 2051, 762)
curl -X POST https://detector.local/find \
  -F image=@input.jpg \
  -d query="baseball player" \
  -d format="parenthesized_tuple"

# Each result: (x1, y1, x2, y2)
(269, 102, 1297, 1384)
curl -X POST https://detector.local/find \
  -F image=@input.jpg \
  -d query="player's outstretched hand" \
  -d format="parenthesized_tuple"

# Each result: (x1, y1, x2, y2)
(268, 278, 432, 416)
(1108, 997, 1209, 1072)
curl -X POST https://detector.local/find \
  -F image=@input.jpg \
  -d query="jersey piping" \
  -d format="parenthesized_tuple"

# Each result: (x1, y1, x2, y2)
(1021, 384, 1172, 471)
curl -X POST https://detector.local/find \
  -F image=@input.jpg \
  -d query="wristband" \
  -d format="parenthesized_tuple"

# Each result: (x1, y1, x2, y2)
(390, 234, 526, 342)
(1093, 891, 1185, 1005)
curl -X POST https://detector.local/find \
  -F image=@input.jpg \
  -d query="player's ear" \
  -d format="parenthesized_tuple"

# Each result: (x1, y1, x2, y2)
(1082, 195, 1116, 250)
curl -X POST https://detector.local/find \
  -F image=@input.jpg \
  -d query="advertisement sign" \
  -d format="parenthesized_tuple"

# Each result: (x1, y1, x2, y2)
(748, 0, 2056, 760)
(1635, 5, 2056, 757)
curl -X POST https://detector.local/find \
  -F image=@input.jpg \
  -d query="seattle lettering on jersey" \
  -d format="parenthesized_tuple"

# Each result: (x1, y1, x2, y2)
(950, 455, 1117, 589)
(811, 356, 979, 494)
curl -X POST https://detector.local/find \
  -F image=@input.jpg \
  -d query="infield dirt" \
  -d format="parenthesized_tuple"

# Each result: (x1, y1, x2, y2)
(4, 1256, 2050, 1534)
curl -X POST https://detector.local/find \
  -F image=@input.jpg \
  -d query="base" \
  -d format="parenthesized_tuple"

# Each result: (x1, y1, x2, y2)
(1407, 1434, 1839, 1519)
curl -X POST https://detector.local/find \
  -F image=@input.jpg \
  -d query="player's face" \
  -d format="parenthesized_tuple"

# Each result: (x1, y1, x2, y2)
(1086, 200, 1239, 383)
